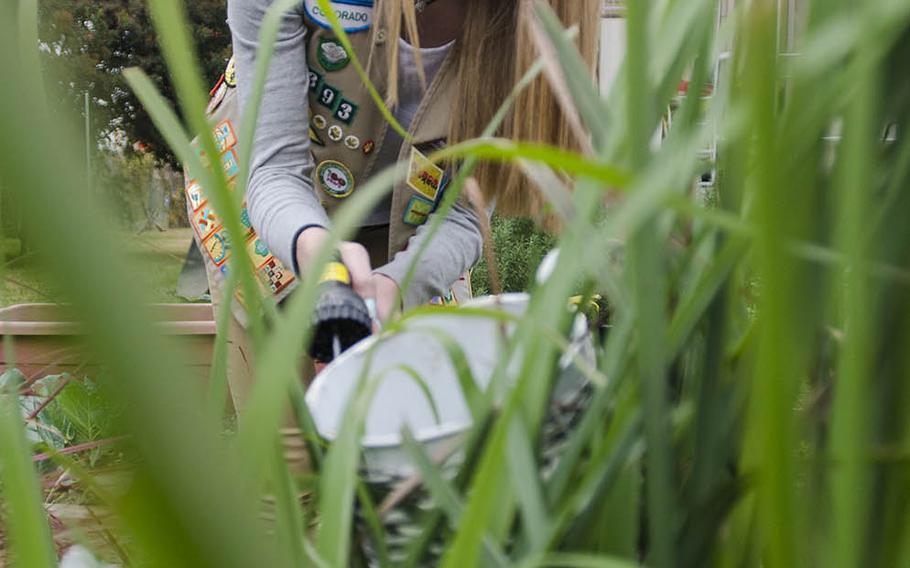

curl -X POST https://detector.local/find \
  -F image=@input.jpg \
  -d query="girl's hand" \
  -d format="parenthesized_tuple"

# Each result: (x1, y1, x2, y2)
(295, 227, 376, 302)
(372, 273, 401, 323)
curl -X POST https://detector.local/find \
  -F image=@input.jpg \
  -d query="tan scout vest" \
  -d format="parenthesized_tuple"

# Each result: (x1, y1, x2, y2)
(185, 1, 471, 325)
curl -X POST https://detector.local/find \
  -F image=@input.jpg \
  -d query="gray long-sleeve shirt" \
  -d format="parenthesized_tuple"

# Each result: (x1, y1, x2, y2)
(226, 0, 483, 306)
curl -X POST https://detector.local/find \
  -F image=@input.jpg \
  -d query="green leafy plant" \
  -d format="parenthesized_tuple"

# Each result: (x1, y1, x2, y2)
(1, 0, 910, 566)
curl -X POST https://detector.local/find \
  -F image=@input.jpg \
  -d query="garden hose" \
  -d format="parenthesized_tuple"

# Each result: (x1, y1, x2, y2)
(309, 254, 372, 364)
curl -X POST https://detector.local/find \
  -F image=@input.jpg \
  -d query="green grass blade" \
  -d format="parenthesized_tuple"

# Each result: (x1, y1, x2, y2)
(433, 139, 631, 189)
(207, 271, 238, 421)
(399, 427, 465, 522)
(741, 3, 806, 566)
(624, 1, 678, 565)
(396, 365, 443, 425)
(420, 329, 486, 421)
(0, 363, 57, 568)
(828, 26, 881, 568)
(506, 415, 550, 549)
(289, 379, 327, 471)
(314, 352, 384, 566)
(517, 552, 642, 568)
(668, 238, 748, 356)
(355, 480, 392, 568)
(271, 439, 308, 568)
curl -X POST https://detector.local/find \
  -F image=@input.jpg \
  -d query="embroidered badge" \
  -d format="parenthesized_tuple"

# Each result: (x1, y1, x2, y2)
(310, 125, 325, 146)
(246, 236, 272, 268)
(213, 120, 237, 153)
(318, 37, 351, 71)
(407, 146, 445, 201)
(303, 0, 374, 33)
(185, 180, 205, 211)
(429, 290, 458, 306)
(193, 206, 220, 240)
(308, 67, 323, 94)
(312, 114, 328, 129)
(334, 99, 358, 124)
(256, 257, 295, 294)
(203, 229, 230, 266)
(240, 207, 254, 236)
(362, 140, 376, 155)
(207, 81, 228, 115)
(402, 195, 435, 226)
(317, 160, 355, 198)
(344, 135, 360, 150)
(224, 57, 237, 87)
(221, 149, 240, 179)
(317, 84, 341, 110)
(328, 125, 344, 142)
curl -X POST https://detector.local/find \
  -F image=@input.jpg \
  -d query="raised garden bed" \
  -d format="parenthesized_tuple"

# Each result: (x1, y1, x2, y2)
(0, 303, 216, 381)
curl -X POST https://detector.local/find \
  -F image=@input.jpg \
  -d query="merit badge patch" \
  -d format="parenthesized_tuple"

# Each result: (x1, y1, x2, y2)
(310, 125, 325, 146)
(313, 114, 328, 129)
(203, 229, 230, 267)
(317, 160, 355, 198)
(403, 195, 434, 226)
(185, 180, 205, 211)
(221, 149, 240, 179)
(207, 81, 228, 115)
(224, 57, 237, 87)
(344, 135, 360, 150)
(245, 236, 272, 268)
(308, 67, 324, 94)
(334, 99, 358, 124)
(240, 207, 255, 237)
(303, 0, 374, 33)
(256, 258, 295, 294)
(193, 206, 220, 241)
(317, 84, 341, 110)
(407, 146, 445, 201)
(429, 290, 458, 306)
(213, 120, 237, 153)
(318, 37, 350, 71)
(328, 125, 344, 142)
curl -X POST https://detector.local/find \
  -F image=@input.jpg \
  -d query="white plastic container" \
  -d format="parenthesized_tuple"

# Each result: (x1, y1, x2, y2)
(306, 293, 594, 478)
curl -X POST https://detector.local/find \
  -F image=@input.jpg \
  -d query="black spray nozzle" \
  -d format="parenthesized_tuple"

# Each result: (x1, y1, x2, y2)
(309, 257, 372, 363)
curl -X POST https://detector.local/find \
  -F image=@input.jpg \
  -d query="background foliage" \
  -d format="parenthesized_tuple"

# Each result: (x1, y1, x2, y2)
(38, 0, 231, 166)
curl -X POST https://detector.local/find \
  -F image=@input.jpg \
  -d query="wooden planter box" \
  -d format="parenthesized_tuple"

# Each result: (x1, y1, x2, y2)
(0, 303, 216, 381)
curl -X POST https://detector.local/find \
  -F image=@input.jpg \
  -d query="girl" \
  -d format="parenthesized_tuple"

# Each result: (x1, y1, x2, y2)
(212, 0, 600, 408)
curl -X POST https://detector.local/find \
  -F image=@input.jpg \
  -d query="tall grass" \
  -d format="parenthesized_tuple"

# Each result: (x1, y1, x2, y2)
(1, 0, 910, 566)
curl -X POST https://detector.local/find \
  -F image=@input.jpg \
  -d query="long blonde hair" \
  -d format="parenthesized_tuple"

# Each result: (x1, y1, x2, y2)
(375, 0, 602, 222)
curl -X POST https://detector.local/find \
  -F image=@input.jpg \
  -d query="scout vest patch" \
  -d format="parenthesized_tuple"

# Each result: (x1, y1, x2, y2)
(317, 160, 355, 198)
(403, 140, 451, 226)
(317, 37, 351, 71)
(304, 0, 374, 33)
(186, 115, 296, 299)
(407, 146, 445, 201)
